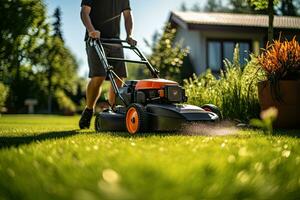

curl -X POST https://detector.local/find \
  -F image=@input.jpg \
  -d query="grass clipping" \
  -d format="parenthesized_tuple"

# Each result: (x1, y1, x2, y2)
(181, 121, 238, 136)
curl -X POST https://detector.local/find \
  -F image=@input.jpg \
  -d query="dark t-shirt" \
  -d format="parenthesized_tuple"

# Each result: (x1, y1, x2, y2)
(81, 0, 131, 40)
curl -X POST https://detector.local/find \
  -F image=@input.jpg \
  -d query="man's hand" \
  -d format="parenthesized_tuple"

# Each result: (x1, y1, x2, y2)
(89, 30, 101, 39)
(127, 36, 137, 46)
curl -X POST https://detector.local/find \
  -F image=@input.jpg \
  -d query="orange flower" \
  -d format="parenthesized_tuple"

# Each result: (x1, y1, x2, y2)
(258, 36, 300, 80)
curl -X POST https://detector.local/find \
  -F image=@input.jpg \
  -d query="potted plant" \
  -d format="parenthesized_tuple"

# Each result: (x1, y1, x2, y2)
(257, 37, 300, 129)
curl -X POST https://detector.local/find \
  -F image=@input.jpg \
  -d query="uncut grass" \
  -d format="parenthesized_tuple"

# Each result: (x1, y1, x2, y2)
(0, 115, 300, 200)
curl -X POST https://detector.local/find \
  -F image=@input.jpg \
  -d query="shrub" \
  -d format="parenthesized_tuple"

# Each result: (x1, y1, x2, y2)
(55, 89, 76, 114)
(184, 45, 262, 122)
(0, 82, 9, 112)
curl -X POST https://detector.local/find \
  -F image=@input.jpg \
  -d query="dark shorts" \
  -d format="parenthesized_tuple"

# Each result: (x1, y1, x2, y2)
(86, 42, 127, 78)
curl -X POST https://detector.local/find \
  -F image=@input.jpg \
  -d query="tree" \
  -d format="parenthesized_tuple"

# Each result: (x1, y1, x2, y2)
(180, 2, 188, 11)
(191, 3, 202, 12)
(204, 0, 225, 12)
(0, 0, 49, 111)
(35, 33, 79, 113)
(0, 82, 9, 112)
(268, 0, 275, 42)
(250, 0, 280, 42)
(0, 0, 80, 113)
(229, 0, 267, 14)
(148, 25, 189, 83)
(47, 7, 64, 113)
(53, 7, 64, 41)
(280, 0, 297, 16)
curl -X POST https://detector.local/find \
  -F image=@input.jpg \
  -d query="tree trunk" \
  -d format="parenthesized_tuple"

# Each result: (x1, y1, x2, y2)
(268, 0, 274, 43)
(48, 66, 53, 114)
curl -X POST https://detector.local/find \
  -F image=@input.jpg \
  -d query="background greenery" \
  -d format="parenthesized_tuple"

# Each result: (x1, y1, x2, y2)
(181, 0, 300, 16)
(0, 0, 84, 114)
(1, 0, 299, 114)
(184, 45, 263, 122)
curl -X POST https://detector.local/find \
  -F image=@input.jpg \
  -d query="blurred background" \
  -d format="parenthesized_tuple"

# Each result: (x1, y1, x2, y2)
(1, 0, 299, 115)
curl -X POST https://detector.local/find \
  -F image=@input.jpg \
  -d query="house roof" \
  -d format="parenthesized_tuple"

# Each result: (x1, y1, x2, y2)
(170, 11, 300, 30)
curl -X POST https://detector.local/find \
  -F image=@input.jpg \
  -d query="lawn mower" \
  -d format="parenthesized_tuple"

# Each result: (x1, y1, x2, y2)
(89, 38, 221, 134)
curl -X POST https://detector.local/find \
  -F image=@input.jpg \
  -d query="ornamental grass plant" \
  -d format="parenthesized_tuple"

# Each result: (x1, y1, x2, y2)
(184, 45, 262, 122)
(257, 37, 300, 101)
(258, 37, 300, 81)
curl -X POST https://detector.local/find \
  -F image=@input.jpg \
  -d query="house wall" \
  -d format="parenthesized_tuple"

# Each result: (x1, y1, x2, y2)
(175, 28, 202, 75)
(175, 28, 266, 75)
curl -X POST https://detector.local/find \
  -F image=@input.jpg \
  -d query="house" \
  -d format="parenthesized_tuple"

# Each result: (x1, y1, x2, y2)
(169, 11, 300, 75)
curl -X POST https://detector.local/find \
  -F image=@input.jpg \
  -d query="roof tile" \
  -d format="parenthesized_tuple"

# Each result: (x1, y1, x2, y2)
(172, 11, 300, 29)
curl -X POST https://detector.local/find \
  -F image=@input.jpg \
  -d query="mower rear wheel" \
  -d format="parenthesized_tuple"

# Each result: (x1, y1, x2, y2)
(94, 113, 103, 132)
(125, 103, 148, 134)
(202, 104, 222, 120)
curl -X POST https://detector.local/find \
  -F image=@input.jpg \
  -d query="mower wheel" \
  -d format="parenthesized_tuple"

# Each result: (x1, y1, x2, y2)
(125, 103, 148, 134)
(94, 113, 103, 132)
(202, 104, 222, 120)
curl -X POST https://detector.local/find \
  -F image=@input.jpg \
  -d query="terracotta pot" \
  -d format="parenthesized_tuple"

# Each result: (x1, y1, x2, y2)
(258, 80, 300, 129)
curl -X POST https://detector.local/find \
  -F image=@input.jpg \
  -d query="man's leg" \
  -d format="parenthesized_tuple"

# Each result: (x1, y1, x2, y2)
(108, 78, 123, 108)
(79, 76, 105, 129)
(86, 76, 106, 109)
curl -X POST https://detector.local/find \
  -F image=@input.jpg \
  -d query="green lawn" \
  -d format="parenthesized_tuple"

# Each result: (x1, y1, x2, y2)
(0, 115, 299, 200)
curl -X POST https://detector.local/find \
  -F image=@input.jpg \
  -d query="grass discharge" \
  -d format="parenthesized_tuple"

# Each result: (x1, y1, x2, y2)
(0, 115, 299, 200)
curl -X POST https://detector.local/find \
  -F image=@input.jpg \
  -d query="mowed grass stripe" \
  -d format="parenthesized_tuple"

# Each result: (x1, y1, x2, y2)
(0, 115, 299, 200)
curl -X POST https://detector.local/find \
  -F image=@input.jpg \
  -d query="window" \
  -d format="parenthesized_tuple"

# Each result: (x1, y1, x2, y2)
(208, 42, 221, 72)
(207, 40, 251, 72)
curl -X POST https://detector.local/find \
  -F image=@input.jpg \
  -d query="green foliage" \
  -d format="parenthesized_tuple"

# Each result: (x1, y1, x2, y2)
(55, 89, 76, 113)
(229, 0, 267, 13)
(148, 25, 189, 82)
(249, 0, 280, 10)
(0, 115, 300, 199)
(184, 45, 262, 122)
(53, 7, 64, 40)
(280, 0, 298, 16)
(0, 0, 80, 113)
(0, 83, 9, 111)
(181, 0, 268, 14)
(250, 107, 278, 135)
(0, 0, 47, 69)
(204, 0, 226, 12)
(126, 63, 148, 80)
(180, 0, 299, 16)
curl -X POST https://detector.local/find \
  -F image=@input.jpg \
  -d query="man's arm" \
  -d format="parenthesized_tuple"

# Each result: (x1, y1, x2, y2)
(123, 10, 137, 46)
(80, 5, 100, 39)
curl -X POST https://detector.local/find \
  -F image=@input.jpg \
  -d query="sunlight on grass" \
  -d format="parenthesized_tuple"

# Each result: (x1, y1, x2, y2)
(0, 115, 299, 200)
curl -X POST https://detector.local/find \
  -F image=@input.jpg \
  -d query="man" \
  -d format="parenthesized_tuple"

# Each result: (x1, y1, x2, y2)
(79, 0, 137, 129)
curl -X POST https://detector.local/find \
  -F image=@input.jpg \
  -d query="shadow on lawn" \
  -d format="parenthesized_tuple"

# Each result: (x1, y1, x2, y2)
(273, 129, 300, 138)
(0, 130, 80, 149)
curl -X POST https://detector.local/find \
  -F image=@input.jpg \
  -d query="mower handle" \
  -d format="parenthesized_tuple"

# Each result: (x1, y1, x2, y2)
(87, 37, 160, 78)
(87, 38, 128, 44)
(100, 38, 127, 44)
(88, 37, 160, 106)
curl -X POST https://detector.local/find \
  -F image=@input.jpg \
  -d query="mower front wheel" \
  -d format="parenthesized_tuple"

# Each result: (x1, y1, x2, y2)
(202, 104, 222, 120)
(125, 103, 148, 134)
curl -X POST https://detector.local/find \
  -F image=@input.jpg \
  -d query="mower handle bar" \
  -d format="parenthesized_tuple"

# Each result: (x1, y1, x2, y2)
(100, 38, 127, 44)
(87, 38, 160, 106)
(87, 38, 159, 78)
(87, 38, 127, 44)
